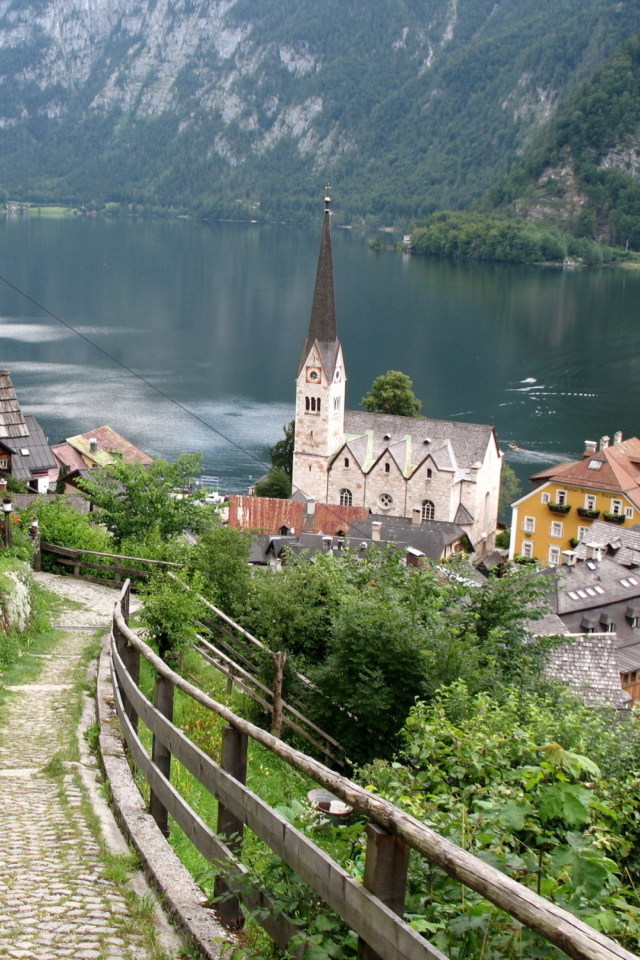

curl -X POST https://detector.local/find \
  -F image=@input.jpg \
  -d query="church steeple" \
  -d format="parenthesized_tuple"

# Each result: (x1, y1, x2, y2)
(298, 190, 338, 375)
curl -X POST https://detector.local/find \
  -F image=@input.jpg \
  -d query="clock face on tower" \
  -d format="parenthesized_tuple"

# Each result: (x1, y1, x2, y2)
(306, 366, 322, 384)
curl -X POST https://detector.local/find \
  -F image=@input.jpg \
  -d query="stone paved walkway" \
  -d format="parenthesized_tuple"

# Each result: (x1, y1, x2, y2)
(0, 574, 177, 960)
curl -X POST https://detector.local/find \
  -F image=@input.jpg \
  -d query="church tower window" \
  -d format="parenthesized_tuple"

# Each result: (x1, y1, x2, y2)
(317, 398, 321, 412)
(340, 488, 352, 506)
(422, 500, 435, 520)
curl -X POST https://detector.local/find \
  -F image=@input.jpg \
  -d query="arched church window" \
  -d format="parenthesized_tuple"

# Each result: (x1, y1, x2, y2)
(385, 463, 390, 473)
(305, 397, 310, 411)
(340, 489, 352, 506)
(426, 468, 432, 479)
(422, 500, 435, 520)
(379, 493, 393, 508)
(317, 397, 321, 412)
(344, 457, 350, 468)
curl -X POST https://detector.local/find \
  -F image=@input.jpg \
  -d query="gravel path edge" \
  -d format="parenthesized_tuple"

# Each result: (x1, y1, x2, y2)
(97, 636, 233, 960)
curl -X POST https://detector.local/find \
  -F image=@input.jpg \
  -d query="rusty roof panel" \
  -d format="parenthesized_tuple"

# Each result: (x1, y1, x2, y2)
(229, 496, 369, 536)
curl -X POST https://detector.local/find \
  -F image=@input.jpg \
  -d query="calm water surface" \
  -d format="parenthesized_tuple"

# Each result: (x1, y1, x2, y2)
(0, 215, 638, 492)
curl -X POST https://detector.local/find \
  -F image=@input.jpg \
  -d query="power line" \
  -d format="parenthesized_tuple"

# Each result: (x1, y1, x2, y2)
(0, 269, 378, 542)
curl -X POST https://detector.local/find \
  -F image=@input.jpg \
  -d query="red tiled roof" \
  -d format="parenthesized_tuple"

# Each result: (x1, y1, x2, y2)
(530, 438, 640, 510)
(50, 441, 87, 472)
(228, 496, 369, 536)
(66, 426, 153, 466)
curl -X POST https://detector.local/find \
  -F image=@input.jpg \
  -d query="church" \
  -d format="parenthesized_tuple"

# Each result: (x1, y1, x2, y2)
(291, 196, 503, 557)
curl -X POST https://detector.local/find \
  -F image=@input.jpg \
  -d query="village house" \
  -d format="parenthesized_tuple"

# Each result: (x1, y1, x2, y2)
(291, 196, 503, 557)
(0, 371, 56, 493)
(509, 433, 640, 565)
(51, 425, 153, 494)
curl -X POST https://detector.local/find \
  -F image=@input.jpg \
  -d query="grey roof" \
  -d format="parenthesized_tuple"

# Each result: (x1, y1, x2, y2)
(574, 520, 640, 567)
(616, 639, 640, 672)
(298, 209, 338, 377)
(9, 492, 90, 514)
(0, 371, 28, 439)
(554, 557, 640, 617)
(346, 514, 472, 560)
(455, 503, 474, 525)
(342, 411, 496, 473)
(545, 633, 630, 709)
(3, 415, 57, 479)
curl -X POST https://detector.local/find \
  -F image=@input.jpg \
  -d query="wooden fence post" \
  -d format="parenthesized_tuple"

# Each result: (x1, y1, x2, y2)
(73, 550, 80, 578)
(122, 581, 130, 626)
(214, 724, 248, 929)
(114, 556, 122, 585)
(149, 642, 175, 839)
(357, 822, 410, 960)
(271, 651, 287, 739)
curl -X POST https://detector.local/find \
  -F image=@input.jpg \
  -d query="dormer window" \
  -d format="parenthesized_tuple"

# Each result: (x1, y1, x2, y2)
(20, 448, 29, 456)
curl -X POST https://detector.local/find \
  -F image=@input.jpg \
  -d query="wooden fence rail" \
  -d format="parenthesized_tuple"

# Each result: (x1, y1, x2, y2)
(110, 580, 638, 960)
(40, 542, 182, 587)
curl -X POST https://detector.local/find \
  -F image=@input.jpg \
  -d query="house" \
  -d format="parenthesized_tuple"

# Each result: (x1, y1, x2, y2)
(0, 371, 56, 493)
(509, 433, 640, 565)
(51, 425, 153, 493)
(291, 195, 503, 558)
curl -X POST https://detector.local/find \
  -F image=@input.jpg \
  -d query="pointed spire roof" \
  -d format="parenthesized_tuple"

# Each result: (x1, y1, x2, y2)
(298, 194, 340, 377)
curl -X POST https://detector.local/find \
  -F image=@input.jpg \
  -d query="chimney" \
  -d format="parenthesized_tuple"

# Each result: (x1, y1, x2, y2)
(411, 508, 421, 526)
(322, 535, 332, 550)
(89, 438, 98, 455)
(371, 521, 382, 542)
(563, 550, 577, 566)
(584, 440, 597, 456)
(598, 436, 610, 451)
(614, 431, 623, 445)
(306, 499, 316, 515)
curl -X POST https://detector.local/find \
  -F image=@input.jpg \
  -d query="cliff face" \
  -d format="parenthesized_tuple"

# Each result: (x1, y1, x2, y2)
(0, 0, 639, 220)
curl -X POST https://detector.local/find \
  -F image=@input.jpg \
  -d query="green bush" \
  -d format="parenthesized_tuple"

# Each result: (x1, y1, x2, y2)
(18, 496, 112, 574)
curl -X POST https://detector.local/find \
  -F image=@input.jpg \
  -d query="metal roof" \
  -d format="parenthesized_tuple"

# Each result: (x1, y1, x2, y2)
(7, 415, 57, 478)
(0, 371, 28, 439)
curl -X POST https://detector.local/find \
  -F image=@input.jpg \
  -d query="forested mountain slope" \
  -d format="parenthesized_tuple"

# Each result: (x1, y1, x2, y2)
(0, 0, 639, 221)
(487, 32, 640, 249)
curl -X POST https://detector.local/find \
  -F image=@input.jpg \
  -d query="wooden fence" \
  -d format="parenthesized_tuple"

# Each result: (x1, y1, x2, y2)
(40, 542, 182, 586)
(110, 579, 637, 960)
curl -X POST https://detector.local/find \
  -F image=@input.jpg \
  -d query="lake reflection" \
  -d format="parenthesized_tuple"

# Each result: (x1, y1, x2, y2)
(0, 215, 637, 491)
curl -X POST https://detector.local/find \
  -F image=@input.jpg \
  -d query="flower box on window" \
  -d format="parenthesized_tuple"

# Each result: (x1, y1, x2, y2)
(577, 508, 600, 519)
(548, 502, 571, 514)
(603, 512, 625, 524)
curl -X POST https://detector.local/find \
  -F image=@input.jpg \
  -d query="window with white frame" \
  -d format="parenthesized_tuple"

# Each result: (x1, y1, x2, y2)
(550, 521, 564, 538)
(585, 494, 597, 511)
(421, 499, 435, 520)
(556, 490, 567, 505)
(577, 526, 589, 541)
(541, 492, 550, 504)
(339, 489, 352, 506)
(626, 506, 634, 519)
(523, 516, 535, 533)
(521, 541, 534, 558)
(548, 546, 561, 565)
(611, 499, 623, 515)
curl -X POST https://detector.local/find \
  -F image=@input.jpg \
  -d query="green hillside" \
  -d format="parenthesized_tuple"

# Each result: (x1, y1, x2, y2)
(488, 32, 640, 248)
(0, 0, 639, 221)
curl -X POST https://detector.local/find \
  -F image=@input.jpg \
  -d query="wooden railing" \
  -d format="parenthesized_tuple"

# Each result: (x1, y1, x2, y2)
(189, 587, 344, 766)
(40, 543, 182, 586)
(110, 580, 637, 960)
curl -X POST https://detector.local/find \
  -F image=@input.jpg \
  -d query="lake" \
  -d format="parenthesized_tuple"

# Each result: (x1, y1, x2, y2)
(0, 213, 638, 493)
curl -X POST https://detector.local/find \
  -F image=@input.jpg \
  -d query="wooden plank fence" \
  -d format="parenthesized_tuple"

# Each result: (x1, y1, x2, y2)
(40, 542, 182, 587)
(111, 579, 638, 960)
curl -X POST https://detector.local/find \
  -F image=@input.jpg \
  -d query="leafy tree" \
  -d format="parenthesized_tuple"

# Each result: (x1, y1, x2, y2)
(361, 370, 422, 417)
(499, 462, 522, 519)
(361, 684, 640, 956)
(193, 524, 252, 617)
(138, 573, 205, 660)
(268, 420, 295, 478)
(255, 467, 292, 499)
(78, 453, 210, 544)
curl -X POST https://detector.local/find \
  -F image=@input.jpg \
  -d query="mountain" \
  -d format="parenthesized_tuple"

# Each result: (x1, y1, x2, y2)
(0, 0, 639, 221)
(487, 32, 640, 249)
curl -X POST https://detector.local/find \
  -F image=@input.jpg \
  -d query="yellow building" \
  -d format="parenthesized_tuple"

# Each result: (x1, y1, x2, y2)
(509, 434, 640, 565)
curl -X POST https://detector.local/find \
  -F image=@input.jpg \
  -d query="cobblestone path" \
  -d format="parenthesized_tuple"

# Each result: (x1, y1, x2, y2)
(0, 574, 177, 960)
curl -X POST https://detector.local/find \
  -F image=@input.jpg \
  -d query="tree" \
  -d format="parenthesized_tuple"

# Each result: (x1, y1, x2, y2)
(78, 453, 210, 544)
(499, 462, 522, 519)
(255, 467, 292, 499)
(361, 370, 422, 417)
(268, 420, 295, 478)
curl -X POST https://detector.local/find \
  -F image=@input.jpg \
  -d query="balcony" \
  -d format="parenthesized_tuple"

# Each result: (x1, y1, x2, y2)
(577, 508, 600, 519)
(548, 502, 571, 515)
(603, 512, 625, 525)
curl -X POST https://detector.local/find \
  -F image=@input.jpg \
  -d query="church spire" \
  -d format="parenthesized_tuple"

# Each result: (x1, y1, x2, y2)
(307, 188, 337, 344)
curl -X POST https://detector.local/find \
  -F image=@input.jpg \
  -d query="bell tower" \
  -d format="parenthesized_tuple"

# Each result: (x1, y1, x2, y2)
(292, 191, 346, 501)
